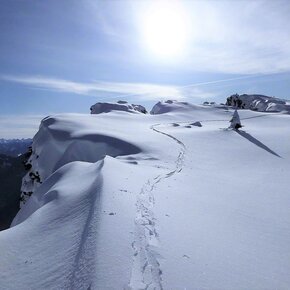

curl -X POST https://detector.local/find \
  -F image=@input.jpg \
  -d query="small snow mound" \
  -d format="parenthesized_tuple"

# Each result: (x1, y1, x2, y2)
(90, 101, 147, 114)
(13, 160, 104, 226)
(150, 100, 197, 115)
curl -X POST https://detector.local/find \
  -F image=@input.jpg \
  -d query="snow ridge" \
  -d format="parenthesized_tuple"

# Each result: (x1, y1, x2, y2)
(68, 161, 104, 290)
(129, 124, 186, 290)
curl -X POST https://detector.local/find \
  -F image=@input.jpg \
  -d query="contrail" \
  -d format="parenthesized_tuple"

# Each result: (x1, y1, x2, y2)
(178, 74, 263, 89)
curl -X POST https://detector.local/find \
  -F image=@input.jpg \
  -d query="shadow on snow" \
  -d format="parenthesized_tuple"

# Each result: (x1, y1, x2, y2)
(235, 130, 281, 158)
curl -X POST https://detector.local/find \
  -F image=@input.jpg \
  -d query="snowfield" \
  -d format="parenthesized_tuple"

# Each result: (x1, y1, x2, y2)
(0, 101, 289, 289)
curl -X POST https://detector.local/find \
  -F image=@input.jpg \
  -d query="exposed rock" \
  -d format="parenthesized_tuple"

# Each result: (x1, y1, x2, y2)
(226, 94, 290, 113)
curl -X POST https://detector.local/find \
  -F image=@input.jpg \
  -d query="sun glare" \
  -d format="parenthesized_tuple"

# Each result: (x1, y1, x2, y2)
(142, 1, 189, 59)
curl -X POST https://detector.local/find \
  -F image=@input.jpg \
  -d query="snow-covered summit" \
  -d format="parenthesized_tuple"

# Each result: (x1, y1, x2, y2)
(90, 100, 147, 114)
(18, 113, 144, 207)
(150, 100, 200, 114)
(1, 102, 290, 290)
(226, 93, 290, 113)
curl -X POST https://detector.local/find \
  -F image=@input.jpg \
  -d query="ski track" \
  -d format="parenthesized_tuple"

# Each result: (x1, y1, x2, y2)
(127, 113, 268, 289)
(129, 124, 186, 290)
(65, 113, 273, 289)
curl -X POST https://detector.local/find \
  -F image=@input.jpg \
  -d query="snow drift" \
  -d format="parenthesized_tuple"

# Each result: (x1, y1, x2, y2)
(19, 114, 143, 206)
(1, 101, 290, 290)
(150, 100, 200, 115)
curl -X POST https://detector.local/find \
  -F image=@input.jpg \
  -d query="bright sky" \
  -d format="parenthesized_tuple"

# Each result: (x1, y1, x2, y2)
(1, 0, 290, 137)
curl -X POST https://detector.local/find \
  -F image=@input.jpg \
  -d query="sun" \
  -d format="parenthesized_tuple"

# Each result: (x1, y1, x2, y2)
(142, 1, 189, 59)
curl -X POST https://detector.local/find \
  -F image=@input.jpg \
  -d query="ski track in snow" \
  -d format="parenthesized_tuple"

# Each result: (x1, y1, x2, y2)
(69, 114, 273, 289)
(129, 124, 186, 290)
(128, 113, 269, 289)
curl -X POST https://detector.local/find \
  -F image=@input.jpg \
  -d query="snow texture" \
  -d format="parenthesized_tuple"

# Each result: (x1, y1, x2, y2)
(1, 100, 290, 290)
(150, 100, 199, 115)
(90, 100, 147, 114)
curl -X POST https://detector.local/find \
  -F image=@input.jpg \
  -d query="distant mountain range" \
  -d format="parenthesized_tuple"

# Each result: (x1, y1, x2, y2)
(0, 138, 32, 157)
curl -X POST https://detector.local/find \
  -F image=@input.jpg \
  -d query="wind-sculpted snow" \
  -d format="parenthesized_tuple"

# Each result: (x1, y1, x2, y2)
(1, 160, 104, 289)
(19, 114, 142, 206)
(1, 104, 290, 290)
(150, 100, 202, 115)
(12, 160, 104, 226)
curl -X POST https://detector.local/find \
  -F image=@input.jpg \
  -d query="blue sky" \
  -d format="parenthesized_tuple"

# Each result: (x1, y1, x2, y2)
(1, 0, 290, 137)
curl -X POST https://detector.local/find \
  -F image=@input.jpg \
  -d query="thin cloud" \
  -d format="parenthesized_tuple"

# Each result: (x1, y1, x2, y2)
(184, 0, 290, 74)
(98, 0, 290, 74)
(1, 75, 181, 100)
(0, 115, 44, 138)
(178, 75, 264, 89)
(1, 75, 96, 95)
(1, 73, 273, 102)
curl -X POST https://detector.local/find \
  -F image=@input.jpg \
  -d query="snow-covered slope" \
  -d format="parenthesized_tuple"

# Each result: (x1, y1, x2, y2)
(0, 102, 290, 289)
(150, 99, 199, 114)
(226, 93, 290, 113)
(18, 113, 144, 206)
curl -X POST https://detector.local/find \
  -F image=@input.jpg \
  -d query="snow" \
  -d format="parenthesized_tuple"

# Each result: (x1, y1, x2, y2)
(153, 115, 290, 289)
(0, 101, 290, 289)
(150, 100, 199, 114)
(90, 100, 147, 114)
